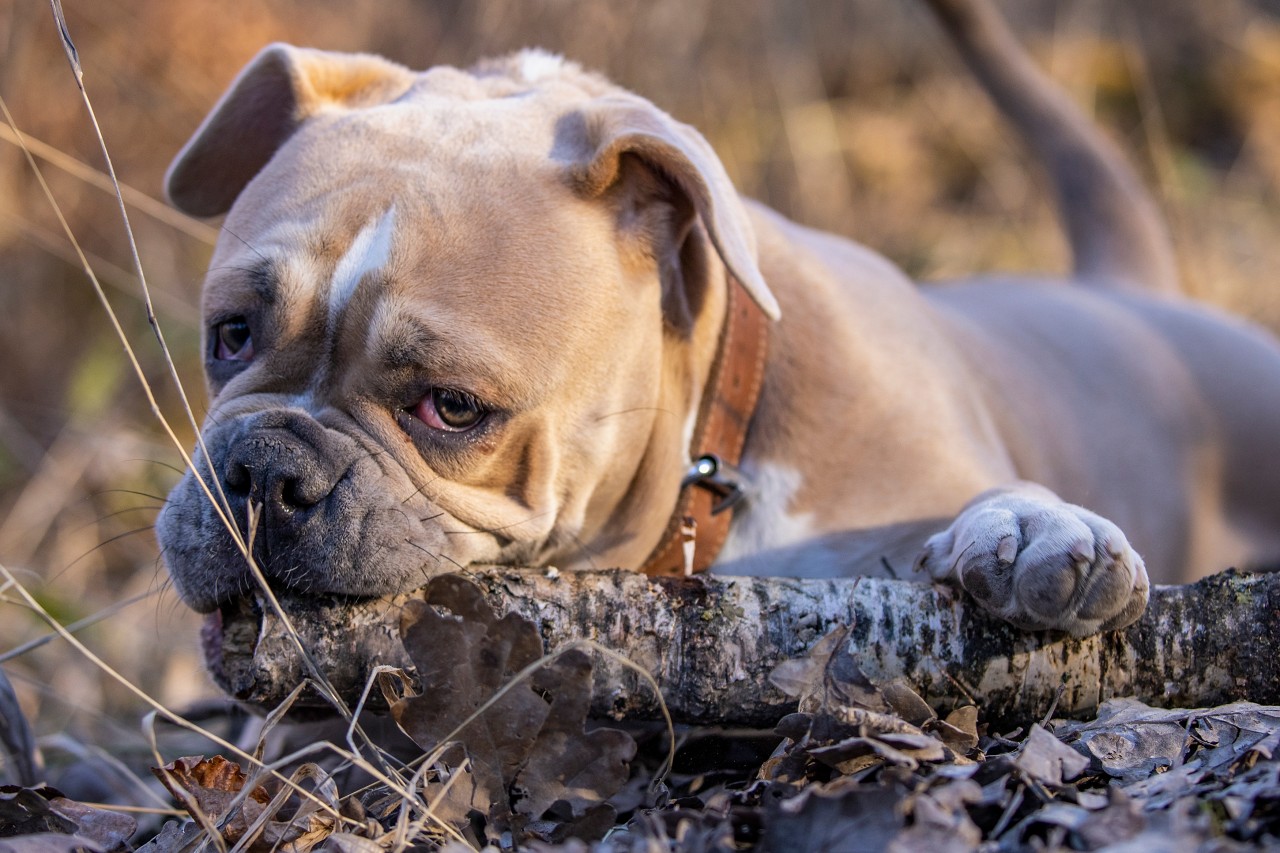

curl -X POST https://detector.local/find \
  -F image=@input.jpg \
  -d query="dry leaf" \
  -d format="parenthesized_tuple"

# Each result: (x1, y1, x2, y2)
(154, 757, 337, 853)
(42, 800, 134, 853)
(928, 706, 980, 754)
(761, 784, 904, 853)
(0, 787, 77, 838)
(132, 820, 202, 853)
(0, 670, 39, 788)
(1011, 725, 1089, 787)
(0, 834, 102, 853)
(389, 575, 635, 841)
(0, 786, 134, 853)
(153, 755, 267, 834)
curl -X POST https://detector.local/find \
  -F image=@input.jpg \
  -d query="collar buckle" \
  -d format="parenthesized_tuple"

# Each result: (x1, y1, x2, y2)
(682, 453, 748, 515)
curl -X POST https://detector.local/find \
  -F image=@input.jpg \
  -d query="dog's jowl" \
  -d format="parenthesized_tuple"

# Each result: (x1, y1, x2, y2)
(158, 0, 1280, 637)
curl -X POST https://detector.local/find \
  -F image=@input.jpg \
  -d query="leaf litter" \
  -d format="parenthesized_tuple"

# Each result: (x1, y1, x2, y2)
(384, 575, 636, 846)
(4, 584, 1280, 852)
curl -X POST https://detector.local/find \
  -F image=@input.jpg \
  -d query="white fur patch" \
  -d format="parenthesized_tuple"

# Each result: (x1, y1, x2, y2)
(718, 462, 815, 562)
(680, 408, 699, 467)
(716, 462, 860, 578)
(516, 49, 565, 83)
(329, 206, 396, 321)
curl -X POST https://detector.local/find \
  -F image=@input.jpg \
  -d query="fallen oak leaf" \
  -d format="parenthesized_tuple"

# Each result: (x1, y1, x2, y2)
(153, 757, 339, 853)
(511, 650, 635, 820)
(390, 584, 555, 822)
(0, 787, 78, 837)
(0, 787, 134, 853)
(387, 575, 635, 841)
(153, 755, 268, 842)
(40, 800, 135, 853)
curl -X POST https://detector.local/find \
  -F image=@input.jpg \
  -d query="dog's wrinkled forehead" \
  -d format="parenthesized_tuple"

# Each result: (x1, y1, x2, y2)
(218, 66, 598, 237)
(171, 42, 777, 317)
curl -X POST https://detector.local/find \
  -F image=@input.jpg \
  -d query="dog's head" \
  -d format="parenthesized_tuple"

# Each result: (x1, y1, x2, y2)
(157, 45, 778, 612)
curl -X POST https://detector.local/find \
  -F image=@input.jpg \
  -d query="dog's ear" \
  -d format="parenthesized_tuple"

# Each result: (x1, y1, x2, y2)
(561, 96, 781, 322)
(166, 44, 415, 218)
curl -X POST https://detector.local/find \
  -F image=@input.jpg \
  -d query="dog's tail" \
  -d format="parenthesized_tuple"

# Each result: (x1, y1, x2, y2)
(925, 0, 1179, 295)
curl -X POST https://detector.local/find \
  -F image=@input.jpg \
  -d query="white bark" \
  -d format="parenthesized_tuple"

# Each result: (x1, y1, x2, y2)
(208, 568, 1280, 727)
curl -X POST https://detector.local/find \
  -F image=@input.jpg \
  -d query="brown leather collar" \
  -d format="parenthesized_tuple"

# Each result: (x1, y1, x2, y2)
(639, 274, 770, 577)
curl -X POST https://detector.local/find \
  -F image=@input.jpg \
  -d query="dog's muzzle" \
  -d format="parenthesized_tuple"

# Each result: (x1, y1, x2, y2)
(158, 407, 437, 612)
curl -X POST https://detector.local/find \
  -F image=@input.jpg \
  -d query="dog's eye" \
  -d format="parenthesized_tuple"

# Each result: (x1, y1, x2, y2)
(213, 318, 255, 362)
(412, 388, 487, 432)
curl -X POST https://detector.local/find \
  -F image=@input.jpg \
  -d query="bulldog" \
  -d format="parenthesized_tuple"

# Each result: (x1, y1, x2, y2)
(157, 0, 1280, 637)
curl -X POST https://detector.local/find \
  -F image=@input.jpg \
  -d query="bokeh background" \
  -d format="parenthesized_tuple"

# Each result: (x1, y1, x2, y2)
(1, 0, 1279, 779)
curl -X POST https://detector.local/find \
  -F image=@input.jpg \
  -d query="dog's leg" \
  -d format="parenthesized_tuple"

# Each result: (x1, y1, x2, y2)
(916, 484, 1149, 635)
(924, 0, 1178, 296)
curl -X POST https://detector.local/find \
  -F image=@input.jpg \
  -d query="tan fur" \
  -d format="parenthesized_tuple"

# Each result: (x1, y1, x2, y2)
(158, 10, 1280, 637)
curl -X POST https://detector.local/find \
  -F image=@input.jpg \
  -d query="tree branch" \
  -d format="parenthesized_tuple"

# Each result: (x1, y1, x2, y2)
(207, 568, 1280, 727)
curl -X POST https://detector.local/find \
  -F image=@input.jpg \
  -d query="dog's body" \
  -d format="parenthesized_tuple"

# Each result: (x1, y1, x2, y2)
(157, 0, 1280, 636)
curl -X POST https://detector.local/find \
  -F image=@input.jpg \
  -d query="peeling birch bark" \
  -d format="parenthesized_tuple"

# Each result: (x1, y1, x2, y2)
(207, 568, 1280, 727)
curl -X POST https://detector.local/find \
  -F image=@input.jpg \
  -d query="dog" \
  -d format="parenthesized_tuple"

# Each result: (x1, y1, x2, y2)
(156, 0, 1280, 637)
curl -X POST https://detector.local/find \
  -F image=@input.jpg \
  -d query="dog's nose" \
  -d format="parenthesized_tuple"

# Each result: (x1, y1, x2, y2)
(222, 414, 342, 530)
(225, 450, 322, 514)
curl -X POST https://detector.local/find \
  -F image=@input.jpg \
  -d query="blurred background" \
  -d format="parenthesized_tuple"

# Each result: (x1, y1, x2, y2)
(1, 0, 1278, 782)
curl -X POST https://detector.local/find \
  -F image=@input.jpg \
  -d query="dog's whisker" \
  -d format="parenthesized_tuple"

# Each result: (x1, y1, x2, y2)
(204, 262, 269, 276)
(61, 525, 157, 571)
(404, 539, 443, 564)
(560, 528, 602, 572)
(76, 505, 164, 531)
(400, 474, 444, 505)
(137, 458, 188, 477)
(90, 487, 170, 503)
(218, 224, 269, 264)
(593, 406, 678, 423)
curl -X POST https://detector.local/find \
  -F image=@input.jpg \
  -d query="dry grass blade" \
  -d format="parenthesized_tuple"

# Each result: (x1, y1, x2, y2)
(0, 563, 348, 828)
(18, 7, 382, 792)
(41, 1, 245, 557)
(238, 506, 405, 791)
(0, 91, 243, 554)
(0, 590, 156, 664)
(0, 124, 218, 245)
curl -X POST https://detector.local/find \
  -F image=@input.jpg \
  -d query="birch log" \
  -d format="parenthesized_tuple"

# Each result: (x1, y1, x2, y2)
(206, 568, 1280, 728)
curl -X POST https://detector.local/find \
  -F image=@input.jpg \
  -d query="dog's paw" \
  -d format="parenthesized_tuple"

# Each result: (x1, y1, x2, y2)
(915, 487, 1149, 636)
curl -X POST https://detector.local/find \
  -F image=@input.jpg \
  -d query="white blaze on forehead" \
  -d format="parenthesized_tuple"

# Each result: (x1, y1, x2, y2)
(329, 205, 397, 321)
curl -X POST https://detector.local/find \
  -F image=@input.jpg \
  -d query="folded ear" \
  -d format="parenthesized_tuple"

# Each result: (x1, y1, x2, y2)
(560, 95, 780, 321)
(166, 43, 415, 218)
